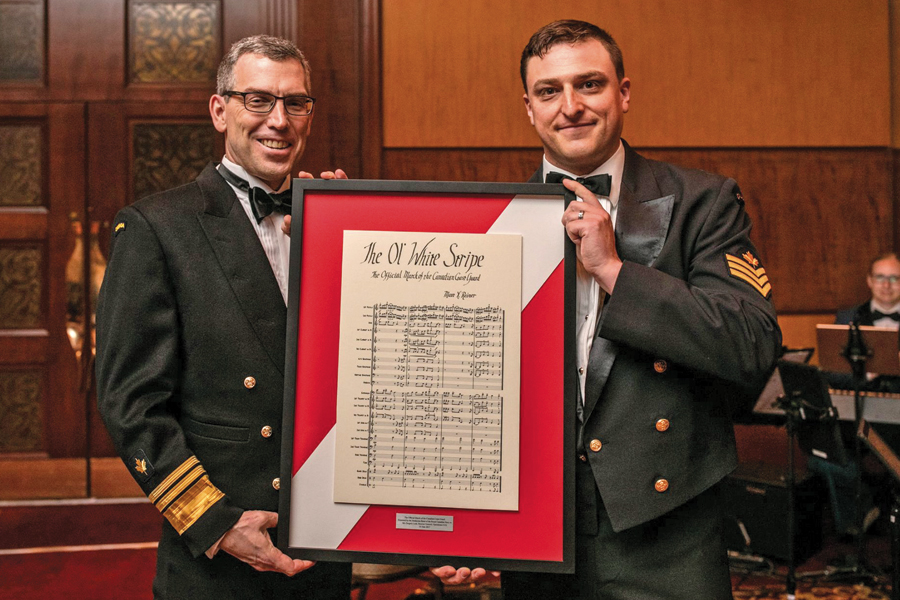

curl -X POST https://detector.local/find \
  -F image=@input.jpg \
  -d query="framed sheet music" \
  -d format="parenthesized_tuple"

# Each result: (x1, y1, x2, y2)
(278, 180, 575, 573)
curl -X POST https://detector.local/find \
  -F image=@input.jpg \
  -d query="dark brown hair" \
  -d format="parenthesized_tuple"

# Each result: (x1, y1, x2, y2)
(520, 20, 624, 91)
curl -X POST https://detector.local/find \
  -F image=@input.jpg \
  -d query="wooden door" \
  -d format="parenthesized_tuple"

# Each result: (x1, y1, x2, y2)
(0, 0, 273, 499)
(0, 103, 89, 498)
(0, 0, 366, 500)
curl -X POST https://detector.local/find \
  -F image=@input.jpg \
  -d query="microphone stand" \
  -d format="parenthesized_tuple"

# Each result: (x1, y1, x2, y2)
(841, 321, 872, 574)
(772, 391, 835, 600)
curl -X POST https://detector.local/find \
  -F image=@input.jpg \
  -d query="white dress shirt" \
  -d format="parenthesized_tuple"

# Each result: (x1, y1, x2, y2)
(219, 157, 291, 304)
(543, 141, 626, 402)
(870, 300, 900, 330)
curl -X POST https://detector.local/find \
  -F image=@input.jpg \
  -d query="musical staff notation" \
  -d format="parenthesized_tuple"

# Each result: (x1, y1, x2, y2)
(357, 304, 506, 493)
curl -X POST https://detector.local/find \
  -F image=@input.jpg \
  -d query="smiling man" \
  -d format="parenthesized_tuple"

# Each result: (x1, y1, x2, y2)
(837, 253, 900, 330)
(95, 36, 350, 599)
(435, 20, 781, 599)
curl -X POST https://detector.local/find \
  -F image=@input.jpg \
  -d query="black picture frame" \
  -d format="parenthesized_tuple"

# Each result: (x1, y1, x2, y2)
(277, 179, 576, 573)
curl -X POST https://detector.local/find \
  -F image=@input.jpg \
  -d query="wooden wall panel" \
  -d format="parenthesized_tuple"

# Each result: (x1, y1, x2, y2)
(382, 148, 892, 314)
(777, 314, 834, 366)
(893, 0, 900, 148)
(382, 148, 541, 182)
(295, 0, 363, 177)
(0, 458, 86, 500)
(640, 148, 894, 314)
(382, 0, 890, 148)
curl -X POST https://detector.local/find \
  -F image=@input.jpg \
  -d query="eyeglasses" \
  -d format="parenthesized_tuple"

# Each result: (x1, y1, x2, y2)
(223, 91, 315, 116)
(870, 274, 900, 284)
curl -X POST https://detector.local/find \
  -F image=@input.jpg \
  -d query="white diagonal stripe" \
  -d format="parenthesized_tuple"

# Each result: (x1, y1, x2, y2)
(487, 195, 565, 308)
(290, 426, 368, 549)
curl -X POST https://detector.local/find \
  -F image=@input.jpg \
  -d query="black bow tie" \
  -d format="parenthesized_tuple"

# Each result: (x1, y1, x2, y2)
(545, 171, 612, 199)
(218, 165, 292, 223)
(871, 310, 900, 322)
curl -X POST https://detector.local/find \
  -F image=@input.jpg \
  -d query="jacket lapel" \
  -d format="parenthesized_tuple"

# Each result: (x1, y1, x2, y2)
(582, 145, 674, 420)
(194, 163, 287, 374)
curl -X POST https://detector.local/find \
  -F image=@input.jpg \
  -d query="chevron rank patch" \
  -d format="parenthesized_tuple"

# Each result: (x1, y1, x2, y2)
(725, 250, 772, 298)
(114, 221, 126, 235)
(130, 449, 154, 482)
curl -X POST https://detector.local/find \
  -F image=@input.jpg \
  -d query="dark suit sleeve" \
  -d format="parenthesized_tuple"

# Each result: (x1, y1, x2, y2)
(600, 178, 780, 387)
(96, 205, 243, 557)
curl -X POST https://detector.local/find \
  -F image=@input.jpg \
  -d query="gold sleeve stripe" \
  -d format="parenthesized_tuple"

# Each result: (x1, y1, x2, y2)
(725, 255, 767, 279)
(163, 475, 226, 535)
(727, 260, 771, 287)
(149, 456, 200, 503)
(729, 269, 772, 297)
(155, 465, 206, 512)
(726, 256, 771, 294)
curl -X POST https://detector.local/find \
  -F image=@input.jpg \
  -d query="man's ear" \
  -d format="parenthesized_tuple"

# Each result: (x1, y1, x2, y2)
(523, 93, 535, 126)
(209, 95, 228, 133)
(619, 77, 631, 114)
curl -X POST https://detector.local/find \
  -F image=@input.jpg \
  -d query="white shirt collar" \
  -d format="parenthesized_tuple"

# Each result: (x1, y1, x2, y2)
(871, 299, 900, 314)
(541, 140, 625, 207)
(220, 156, 290, 194)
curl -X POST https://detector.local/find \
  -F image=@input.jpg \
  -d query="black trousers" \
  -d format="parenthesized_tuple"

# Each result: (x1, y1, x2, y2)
(502, 460, 733, 600)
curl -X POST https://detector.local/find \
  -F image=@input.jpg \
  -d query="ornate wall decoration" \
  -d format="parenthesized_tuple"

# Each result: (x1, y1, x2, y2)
(0, 371, 43, 453)
(130, 1, 219, 83)
(0, 1, 44, 82)
(0, 246, 42, 328)
(0, 124, 42, 206)
(132, 122, 216, 199)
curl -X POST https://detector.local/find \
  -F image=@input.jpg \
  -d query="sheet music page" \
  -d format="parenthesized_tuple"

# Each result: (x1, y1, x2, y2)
(333, 230, 521, 511)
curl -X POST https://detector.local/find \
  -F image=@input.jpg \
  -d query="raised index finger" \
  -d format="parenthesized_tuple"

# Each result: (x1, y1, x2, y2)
(562, 178, 603, 208)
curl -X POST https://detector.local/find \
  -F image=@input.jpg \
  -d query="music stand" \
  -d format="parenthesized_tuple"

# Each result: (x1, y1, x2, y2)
(749, 348, 815, 423)
(817, 325, 900, 377)
(857, 420, 900, 600)
(818, 324, 900, 574)
(776, 360, 847, 598)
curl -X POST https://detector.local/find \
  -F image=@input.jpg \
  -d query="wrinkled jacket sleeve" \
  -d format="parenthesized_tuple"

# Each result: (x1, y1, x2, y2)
(95, 205, 243, 557)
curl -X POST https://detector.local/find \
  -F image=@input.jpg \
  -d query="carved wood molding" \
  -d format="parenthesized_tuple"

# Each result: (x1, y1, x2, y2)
(262, 0, 297, 42)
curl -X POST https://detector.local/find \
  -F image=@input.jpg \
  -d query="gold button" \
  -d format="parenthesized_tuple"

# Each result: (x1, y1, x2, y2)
(653, 360, 667, 373)
(655, 418, 670, 432)
(244, 376, 257, 389)
(261, 425, 273, 438)
(578, 454, 587, 462)
(589, 439, 602, 452)
(578, 367, 584, 375)
(655, 478, 669, 493)
(272, 477, 280, 490)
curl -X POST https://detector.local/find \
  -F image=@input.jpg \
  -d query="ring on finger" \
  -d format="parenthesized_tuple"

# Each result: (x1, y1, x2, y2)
(577, 211, 584, 220)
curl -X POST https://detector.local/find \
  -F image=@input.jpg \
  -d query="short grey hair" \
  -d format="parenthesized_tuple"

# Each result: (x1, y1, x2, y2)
(216, 35, 311, 95)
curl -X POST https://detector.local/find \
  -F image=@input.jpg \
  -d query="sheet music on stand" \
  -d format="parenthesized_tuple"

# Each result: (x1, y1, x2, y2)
(749, 348, 814, 422)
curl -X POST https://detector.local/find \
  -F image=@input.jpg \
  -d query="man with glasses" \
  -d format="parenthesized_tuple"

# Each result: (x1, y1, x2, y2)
(819, 254, 900, 535)
(95, 35, 350, 599)
(827, 252, 900, 394)
(837, 253, 900, 330)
